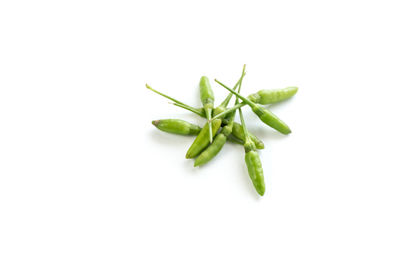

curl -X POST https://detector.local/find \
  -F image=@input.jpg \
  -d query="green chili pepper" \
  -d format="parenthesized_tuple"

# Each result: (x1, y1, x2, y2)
(214, 79, 291, 135)
(194, 65, 246, 167)
(245, 150, 265, 196)
(186, 119, 222, 159)
(199, 76, 215, 143)
(247, 87, 298, 104)
(238, 104, 265, 196)
(152, 119, 201, 135)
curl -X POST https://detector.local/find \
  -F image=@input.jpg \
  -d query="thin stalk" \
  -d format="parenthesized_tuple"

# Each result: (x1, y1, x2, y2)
(214, 79, 256, 108)
(146, 84, 192, 107)
(237, 65, 250, 142)
(238, 108, 250, 142)
(212, 102, 246, 120)
(172, 103, 205, 117)
(227, 64, 246, 121)
(218, 72, 246, 108)
(207, 108, 213, 143)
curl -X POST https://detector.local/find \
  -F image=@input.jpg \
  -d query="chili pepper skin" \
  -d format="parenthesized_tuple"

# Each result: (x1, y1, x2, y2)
(245, 150, 265, 196)
(152, 119, 201, 135)
(199, 76, 214, 109)
(251, 104, 291, 134)
(194, 133, 227, 166)
(186, 119, 222, 159)
(247, 87, 298, 104)
(231, 122, 264, 149)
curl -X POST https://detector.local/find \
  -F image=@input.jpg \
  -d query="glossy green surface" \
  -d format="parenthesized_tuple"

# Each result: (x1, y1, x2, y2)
(194, 134, 227, 166)
(252, 105, 291, 134)
(186, 119, 222, 159)
(247, 86, 298, 104)
(152, 119, 201, 135)
(245, 151, 265, 196)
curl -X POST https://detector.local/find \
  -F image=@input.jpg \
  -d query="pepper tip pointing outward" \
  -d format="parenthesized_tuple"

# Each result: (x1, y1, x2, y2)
(151, 120, 159, 126)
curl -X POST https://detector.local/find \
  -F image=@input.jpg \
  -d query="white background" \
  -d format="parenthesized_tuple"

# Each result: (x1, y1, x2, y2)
(1, 0, 400, 266)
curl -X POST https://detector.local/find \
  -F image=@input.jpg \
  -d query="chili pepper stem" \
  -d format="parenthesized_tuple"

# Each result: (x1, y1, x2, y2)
(146, 84, 192, 108)
(206, 109, 213, 143)
(218, 72, 246, 108)
(212, 102, 246, 120)
(171, 102, 205, 117)
(214, 79, 257, 109)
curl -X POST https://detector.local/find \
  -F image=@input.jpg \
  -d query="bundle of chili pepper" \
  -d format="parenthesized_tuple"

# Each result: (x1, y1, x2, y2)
(146, 65, 297, 196)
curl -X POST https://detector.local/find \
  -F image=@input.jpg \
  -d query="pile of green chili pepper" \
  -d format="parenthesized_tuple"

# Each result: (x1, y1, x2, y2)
(147, 65, 297, 196)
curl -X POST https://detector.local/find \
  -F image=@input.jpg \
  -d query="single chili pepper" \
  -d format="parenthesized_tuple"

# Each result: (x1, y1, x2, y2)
(145, 82, 264, 147)
(238, 104, 265, 196)
(152, 119, 201, 135)
(199, 76, 215, 143)
(186, 119, 222, 159)
(247, 87, 298, 104)
(194, 65, 246, 167)
(214, 79, 291, 135)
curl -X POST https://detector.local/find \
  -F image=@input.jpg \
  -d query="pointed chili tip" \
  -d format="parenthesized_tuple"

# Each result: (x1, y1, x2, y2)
(145, 83, 151, 89)
(257, 186, 265, 196)
(152, 120, 159, 126)
(193, 161, 200, 167)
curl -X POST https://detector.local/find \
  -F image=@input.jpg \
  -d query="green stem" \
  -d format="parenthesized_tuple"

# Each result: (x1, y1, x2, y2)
(227, 65, 246, 122)
(238, 107, 250, 142)
(237, 65, 249, 141)
(214, 79, 256, 108)
(207, 109, 213, 143)
(218, 72, 246, 108)
(212, 102, 246, 120)
(172, 103, 205, 117)
(235, 65, 246, 105)
(146, 84, 192, 108)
